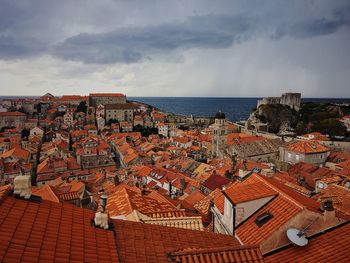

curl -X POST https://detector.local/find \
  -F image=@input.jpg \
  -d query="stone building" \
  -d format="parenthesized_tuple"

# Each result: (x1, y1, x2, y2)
(257, 92, 301, 110)
(210, 111, 227, 158)
(0, 112, 27, 129)
(63, 112, 73, 127)
(280, 140, 330, 165)
(89, 93, 126, 106)
(156, 122, 169, 137)
(105, 103, 137, 123)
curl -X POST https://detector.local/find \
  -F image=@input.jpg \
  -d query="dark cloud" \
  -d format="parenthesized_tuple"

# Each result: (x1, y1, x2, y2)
(52, 14, 254, 64)
(0, 0, 349, 64)
(53, 11, 349, 64)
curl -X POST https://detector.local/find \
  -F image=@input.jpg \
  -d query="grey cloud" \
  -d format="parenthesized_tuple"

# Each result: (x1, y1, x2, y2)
(0, 35, 46, 59)
(0, 0, 349, 63)
(52, 14, 255, 64)
(53, 11, 349, 64)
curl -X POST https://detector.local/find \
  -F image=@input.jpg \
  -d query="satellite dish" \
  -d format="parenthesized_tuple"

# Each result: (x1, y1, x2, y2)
(287, 228, 308, 246)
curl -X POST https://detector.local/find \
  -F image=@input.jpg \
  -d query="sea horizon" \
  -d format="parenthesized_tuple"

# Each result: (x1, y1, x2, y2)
(1, 95, 349, 122)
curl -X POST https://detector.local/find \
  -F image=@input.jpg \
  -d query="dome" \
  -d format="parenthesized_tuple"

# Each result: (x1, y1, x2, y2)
(215, 111, 226, 119)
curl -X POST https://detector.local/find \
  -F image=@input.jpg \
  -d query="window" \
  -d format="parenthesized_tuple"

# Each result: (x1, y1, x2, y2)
(287, 153, 292, 159)
(254, 211, 273, 227)
(296, 154, 300, 161)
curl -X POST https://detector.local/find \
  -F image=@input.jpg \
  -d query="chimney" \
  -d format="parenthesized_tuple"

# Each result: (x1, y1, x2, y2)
(94, 212, 109, 229)
(94, 194, 109, 229)
(320, 199, 334, 212)
(13, 175, 32, 199)
(270, 163, 276, 172)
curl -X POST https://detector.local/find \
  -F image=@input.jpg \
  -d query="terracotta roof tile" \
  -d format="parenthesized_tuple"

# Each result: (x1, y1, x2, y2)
(286, 140, 329, 154)
(265, 223, 350, 263)
(112, 219, 240, 263)
(0, 111, 26, 117)
(169, 245, 265, 263)
(194, 189, 224, 216)
(315, 185, 350, 220)
(106, 184, 176, 217)
(32, 185, 60, 203)
(202, 173, 230, 191)
(183, 191, 206, 206)
(90, 93, 125, 97)
(0, 195, 118, 263)
(235, 195, 302, 245)
(0, 147, 30, 161)
(224, 174, 277, 204)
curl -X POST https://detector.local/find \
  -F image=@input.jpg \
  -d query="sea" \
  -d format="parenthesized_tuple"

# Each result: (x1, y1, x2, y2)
(130, 97, 350, 122)
(1, 96, 350, 122)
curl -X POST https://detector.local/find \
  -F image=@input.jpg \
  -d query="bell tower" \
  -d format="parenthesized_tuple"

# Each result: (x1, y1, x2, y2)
(211, 111, 227, 158)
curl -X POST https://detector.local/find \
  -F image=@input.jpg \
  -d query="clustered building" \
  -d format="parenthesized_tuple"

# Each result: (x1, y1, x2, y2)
(0, 91, 349, 262)
(257, 92, 301, 110)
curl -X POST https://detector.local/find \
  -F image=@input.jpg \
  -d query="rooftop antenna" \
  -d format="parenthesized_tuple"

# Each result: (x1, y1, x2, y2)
(286, 228, 308, 246)
(286, 218, 318, 246)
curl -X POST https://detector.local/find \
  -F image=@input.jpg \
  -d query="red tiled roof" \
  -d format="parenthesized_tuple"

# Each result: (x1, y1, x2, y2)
(0, 185, 11, 202)
(193, 189, 223, 216)
(0, 111, 26, 117)
(32, 185, 60, 203)
(106, 184, 176, 217)
(184, 191, 206, 206)
(315, 185, 350, 220)
(224, 174, 277, 204)
(57, 191, 80, 201)
(169, 246, 265, 263)
(0, 147, 30, 161)
(286, 140, 329, 154)
(259, 176, 321, 214)
(265, 223, 350, 263)
(90, 93, 125, 97)
(112, 219, 240, 263)
(235, 195, 302, 245)
(202, 173, 230, 191)
(0, 195, 118, 262)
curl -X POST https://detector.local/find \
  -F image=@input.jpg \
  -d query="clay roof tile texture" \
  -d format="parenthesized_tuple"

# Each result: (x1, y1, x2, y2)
(265, 222, 350, 263)
(112, 219, 240, 263)
(0, 195, 118, 262)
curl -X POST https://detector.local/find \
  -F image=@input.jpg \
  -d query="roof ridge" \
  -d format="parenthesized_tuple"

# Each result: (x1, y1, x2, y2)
(170, 244, 261, 256)
(121, 186, 135, 213)
(255, 175, 305, 210)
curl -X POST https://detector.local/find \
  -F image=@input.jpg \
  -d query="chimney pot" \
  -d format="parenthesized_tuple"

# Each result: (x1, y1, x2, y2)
(13, 175, 32, 199)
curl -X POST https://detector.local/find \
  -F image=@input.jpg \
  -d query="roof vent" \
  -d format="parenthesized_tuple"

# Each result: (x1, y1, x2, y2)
(320, 199, 334, 211)
(254, 211, 273, 227)
(13, 175, 32, 199)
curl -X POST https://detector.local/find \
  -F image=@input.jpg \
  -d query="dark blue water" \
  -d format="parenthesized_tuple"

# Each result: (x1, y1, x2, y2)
(130, 97, 259, 122)
(1, 96, 349, 122)
(130, 97, 350, 122)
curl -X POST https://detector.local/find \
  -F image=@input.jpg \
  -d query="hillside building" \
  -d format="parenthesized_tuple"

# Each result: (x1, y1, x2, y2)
(257, 92, 301, 110)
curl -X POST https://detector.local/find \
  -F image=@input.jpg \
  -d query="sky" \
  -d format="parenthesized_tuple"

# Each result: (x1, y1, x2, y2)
(0, 0, 350, 97)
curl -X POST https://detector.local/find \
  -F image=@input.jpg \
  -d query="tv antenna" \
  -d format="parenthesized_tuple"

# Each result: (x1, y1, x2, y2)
(286, 228, 308, 246)
(286, 218, 318, 247)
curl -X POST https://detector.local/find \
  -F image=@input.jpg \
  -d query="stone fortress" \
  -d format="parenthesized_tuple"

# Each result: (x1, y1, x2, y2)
(257, 92, 301, 111)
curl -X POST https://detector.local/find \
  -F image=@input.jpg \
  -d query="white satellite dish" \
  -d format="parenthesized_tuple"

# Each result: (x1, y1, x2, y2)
(287, 228, 308, 247)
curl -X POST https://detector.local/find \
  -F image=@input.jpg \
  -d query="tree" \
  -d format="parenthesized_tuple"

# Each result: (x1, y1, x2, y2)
(21, 128, 30, 139)
(76, 101, 87, 114)
(107, 119, 118, 125)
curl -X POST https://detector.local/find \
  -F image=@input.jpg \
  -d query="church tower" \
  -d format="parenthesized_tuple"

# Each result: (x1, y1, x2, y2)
(211, 111, 227, 158)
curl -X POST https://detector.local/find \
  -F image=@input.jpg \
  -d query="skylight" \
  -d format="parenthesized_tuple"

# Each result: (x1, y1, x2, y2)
(254, 211, 273, 227)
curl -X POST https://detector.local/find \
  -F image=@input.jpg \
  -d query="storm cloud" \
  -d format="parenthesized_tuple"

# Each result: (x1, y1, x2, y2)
(0, 0, 350, 97)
